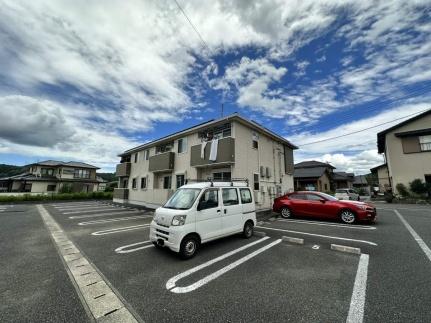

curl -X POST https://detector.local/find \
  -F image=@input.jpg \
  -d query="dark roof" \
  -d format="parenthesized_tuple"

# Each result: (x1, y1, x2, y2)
(119, 113, 298, 156)
(333, 172, 355, 181)
(0, 172, 100, 183)
(353, 175, 369, 185)
(370, 164, 387, 173)
(395, 128, 431, 138)
(26, 160, 99, 169)
(377, 109, 431, 153)
(294, 160, 336, 169)
(294, 166, 328, 179)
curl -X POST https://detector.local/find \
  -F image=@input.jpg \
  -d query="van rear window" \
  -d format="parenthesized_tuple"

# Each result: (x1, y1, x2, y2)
(240, 188, 252, 204)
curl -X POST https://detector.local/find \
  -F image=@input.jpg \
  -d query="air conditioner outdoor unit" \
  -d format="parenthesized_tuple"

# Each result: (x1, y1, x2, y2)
(268, 186, 275, 195)
(254, 191, 261, 204)
(260, 185, 265, 193)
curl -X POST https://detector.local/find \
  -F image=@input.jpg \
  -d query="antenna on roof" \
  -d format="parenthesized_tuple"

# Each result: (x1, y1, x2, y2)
(221, 102, 224, 118)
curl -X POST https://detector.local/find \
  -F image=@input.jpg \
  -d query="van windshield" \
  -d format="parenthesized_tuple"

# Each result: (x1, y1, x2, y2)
(335, 189, 348, 193)
(163, 188, 201, 210)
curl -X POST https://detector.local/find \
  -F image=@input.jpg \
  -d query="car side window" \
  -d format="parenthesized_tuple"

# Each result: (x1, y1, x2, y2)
(239, 188, 252, 204)
(306, 194, 322, 201)
(290, 194, 307, 200)
(198, 189, 219, 210)
(222, 188, 239, 206)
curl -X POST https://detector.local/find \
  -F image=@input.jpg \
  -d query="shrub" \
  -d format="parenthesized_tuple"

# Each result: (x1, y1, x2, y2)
(410, 179, 427, 195)
(357, 188, 368, 196)
(59, 184, 73, 194)
(384, 192, 394, 203)
(396, 183, 409, 197)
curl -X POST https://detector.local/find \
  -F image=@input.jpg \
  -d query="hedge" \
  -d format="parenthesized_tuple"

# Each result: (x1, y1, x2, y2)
(0, 191, 113, 203)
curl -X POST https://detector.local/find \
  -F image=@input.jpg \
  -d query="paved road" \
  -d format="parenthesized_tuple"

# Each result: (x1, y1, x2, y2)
(0, 201, 430, 322)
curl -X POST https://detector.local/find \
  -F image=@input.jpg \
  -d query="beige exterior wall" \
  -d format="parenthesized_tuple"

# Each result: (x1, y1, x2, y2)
(376, 166, 391, 192)
(122, 120, 295, 209)
(30, 181, 58, 193)
(318, 172, 331, 192)
(385, 114, 431, 193)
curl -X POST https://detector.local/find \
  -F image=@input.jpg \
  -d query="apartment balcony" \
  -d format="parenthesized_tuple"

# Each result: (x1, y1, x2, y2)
(116, 162, 131, 177)
(149, 152, 175, 172)
(190, 137, 235, 167)
(113, 188, 129, 200)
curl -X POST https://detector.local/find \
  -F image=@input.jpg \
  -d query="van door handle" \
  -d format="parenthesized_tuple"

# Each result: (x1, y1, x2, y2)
(216, 209, 221, 213)
(224, 209, 227, 214)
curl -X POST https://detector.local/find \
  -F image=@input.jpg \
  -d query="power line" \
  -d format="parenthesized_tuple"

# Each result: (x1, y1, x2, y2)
(173, 0, 211, 54)
(298, 108, 431, 147)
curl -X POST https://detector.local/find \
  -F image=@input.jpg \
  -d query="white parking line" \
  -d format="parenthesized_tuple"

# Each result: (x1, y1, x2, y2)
(378, 207, 431, 212)
(115, 241, 154, 253)
(346, 253, 369, 323)
(395, 210, 431, 262)
(51, 202, 103, 207)
(91, 224, 150, 236)
(256, 226, 377, 246)
(69, 211, 147, 219)
(56, 205, 114, 211)
(166, 237, 269, 291)
(62, 208, 121, 215)
(78, 215, 149, 226)
(168, 238, 282, 293)
(277, 219, 376, 230)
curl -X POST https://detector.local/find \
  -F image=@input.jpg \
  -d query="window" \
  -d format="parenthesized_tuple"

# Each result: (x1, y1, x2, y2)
(222, 188, 239, 206)
(144, 150, 150, 160)
(132, 178, 137, 189)
(41, 168, 54, 176)
(177, 138, 187, 153)
(213, 172, 231, 181)
(134, 153, 138, 163)
(156, 142, 173, 154)
(252, 140, 258, 149)
(306, 194, 323, 201)
(324, 184, 328, 191)
(198, 189, 219, 210)
(47, 185, 56, 192)
(23, 183, 32, 192)
(176, 174, 185, 188)
(163, 176, 172, 189)
(253, 173, 259, 191)
(74, 169, 90, 179)
(198, 123, 231, 140)
(140, 177, 147, 189)
(240, 188, 253, 204)
(290, 193, 307, 200)
(425, 175, 431, 185)
(419, 135, 431, 151)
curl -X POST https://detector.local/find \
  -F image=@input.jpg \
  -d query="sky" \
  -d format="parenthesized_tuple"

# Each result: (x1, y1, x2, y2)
(0, 0, 430, 173)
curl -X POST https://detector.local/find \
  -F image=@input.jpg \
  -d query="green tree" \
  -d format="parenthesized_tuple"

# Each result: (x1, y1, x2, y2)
(396, 183, 409, 197)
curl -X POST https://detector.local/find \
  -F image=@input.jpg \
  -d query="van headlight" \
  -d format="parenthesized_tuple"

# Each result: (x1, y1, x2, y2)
(171, 215, 187, 226)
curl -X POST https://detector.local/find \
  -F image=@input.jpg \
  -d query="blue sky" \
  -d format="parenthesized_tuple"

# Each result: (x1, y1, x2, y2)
(0, 0, 430, 173)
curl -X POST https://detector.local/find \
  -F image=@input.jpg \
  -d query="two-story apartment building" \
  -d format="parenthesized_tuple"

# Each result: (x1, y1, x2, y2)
(0, 160, 104, 193)
(114, 113, 298, 210)
(377, 109, 431, 193)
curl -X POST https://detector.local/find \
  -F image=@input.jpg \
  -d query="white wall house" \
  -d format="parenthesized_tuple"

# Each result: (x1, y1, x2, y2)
(114, 114, 297, 210)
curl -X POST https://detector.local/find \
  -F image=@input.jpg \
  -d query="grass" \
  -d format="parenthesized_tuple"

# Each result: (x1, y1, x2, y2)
(0, 191, 113, 203)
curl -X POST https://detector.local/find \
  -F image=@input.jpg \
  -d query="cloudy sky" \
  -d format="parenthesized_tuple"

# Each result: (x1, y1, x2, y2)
(0, 0, 430, 173)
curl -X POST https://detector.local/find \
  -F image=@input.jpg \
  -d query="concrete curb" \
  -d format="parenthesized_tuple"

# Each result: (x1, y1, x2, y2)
(330, 244, 361, 254)
(282, 236, 304, 245)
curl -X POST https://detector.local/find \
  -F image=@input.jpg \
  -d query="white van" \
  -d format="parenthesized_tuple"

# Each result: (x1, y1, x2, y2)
(149, 181, 256, 259)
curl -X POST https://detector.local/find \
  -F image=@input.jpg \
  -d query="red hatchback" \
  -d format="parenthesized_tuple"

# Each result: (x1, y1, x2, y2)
(273, 191, 376, 224)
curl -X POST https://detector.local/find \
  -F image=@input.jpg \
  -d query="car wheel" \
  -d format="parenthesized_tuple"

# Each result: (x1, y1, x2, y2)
(243, 221, 254, 239)
(280, 207, 292, 219)
(179, 236, 199, 260)
(340, 210, 356, 224)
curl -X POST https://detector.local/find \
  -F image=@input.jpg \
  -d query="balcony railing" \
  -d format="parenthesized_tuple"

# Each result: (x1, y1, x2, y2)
(149, 152, 175, 172)
(190, 137, 235, 167)
(113, 188, 129, 200)
(116, 162, 131, 177)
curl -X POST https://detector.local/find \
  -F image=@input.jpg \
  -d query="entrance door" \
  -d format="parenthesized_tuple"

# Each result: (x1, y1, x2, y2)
(221, 188, 243, 234)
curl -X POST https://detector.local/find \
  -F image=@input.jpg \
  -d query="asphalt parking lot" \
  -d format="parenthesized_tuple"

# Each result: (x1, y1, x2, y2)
(1, 201, 431, 322)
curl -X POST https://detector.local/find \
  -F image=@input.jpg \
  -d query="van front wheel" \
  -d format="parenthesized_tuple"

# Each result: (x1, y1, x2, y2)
(179, 235, 199, 260)
(243, 221, 254, 239)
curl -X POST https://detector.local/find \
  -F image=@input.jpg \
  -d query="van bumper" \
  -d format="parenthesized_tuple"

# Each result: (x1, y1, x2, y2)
(149, 221, 183, 253)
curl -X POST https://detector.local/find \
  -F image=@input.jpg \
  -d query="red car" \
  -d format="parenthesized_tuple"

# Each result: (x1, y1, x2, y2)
(273, 191, 376, 224)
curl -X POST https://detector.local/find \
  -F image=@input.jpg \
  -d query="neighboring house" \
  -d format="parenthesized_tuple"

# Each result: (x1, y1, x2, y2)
(293, 161, 334, 192)
(370, 164, 391, 193)
(114, 113, 298, 209)
(0, 160, 102, 194)
(332, 172, 355, 189)
(353, 175, 371, 194)
(96, 176, 108, 192)
(377, 109, 431, 194)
